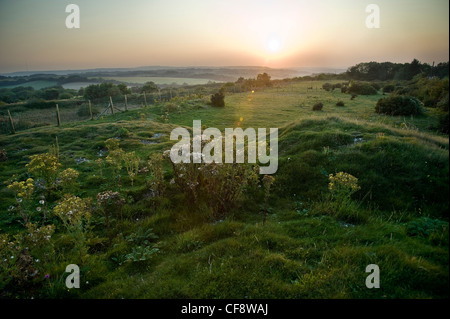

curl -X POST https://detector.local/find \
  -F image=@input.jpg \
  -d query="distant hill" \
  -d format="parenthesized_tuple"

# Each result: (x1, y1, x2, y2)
(1, 66, 345, 80)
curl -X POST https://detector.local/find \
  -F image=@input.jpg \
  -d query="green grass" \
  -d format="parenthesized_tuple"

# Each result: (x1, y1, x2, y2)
(0, 80, 448, 299)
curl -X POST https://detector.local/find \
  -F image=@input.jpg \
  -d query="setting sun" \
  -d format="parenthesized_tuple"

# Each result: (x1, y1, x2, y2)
(266, 36, 282, 53)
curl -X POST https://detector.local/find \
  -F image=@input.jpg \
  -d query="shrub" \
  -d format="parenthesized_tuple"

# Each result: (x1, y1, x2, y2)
(336, 101, 345, 107)
(164, 102, 179, 112)
(382, 84, 395, 93)
(210, 91, 225, 107)
(312, 102, 323, 111)
(58, 92, 73, 100)
(394, 87, 410, 95)
(322, 83, 334, 92)
(370, 83, 381, 91)
(375, 95, 424, 116)
(347, 82, 378, 95)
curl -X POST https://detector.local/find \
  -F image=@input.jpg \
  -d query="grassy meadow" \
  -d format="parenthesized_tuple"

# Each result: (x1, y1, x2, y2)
(0, 80, 448, 299)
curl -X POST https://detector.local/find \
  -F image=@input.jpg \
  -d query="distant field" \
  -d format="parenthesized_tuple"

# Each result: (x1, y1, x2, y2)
(99, 76, 221, 86)
(1, 80, 57, 89)
(61, 82, 102, 90)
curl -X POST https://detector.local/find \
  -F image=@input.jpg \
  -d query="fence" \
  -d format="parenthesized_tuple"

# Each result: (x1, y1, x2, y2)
(0, 88, 213, 134)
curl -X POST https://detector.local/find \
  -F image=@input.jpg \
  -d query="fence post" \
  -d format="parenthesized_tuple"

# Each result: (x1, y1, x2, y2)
(56, 104, 61, 127)
(143, 91, 147, 107)
(7, 109, 15, 134)
(88, 100, 93, 120)
(124, 94, 128, 111)
(109, 96, 115, 115)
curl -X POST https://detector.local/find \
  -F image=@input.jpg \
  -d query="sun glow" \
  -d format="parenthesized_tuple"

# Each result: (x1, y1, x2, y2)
(267, 36, 282, 53)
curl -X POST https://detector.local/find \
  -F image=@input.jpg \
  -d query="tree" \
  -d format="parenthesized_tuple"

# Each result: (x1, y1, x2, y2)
(84, 83, 120, 100)
(406, 59, 422, 80)
(141, 81, 158, 94)
(42, 88, 60, 100)
(256, 73, 271, 87)
(117, 83, 131, 95)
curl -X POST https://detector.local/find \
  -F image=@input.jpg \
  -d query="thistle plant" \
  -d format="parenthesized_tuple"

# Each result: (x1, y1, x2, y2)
(123, 151, 140, 186)
(96, 190, 125, 236)
(95, 158, 104, 179)
(7, 178, 35, 224)
(53, 195, 92, 260)
(59, 168, 79, 194)
(26, 153, 61, 194)
(328, 172, 361, 217)
(147, 153, 165, 196)
(328, 172, 361, 203)
(105, 138, 125, 186)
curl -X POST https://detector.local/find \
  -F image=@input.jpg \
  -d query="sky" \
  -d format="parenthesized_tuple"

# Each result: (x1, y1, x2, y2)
(0, 0, 448, 73)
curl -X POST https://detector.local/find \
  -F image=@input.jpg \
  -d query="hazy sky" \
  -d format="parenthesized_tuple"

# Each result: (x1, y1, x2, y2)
(0, 0, 448, 73)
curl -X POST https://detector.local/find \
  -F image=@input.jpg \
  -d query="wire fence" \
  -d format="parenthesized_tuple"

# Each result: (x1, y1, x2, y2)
(0, 88, 218, 134)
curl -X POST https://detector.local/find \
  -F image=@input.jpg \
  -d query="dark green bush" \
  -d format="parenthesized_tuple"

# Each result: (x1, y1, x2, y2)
(375, 95, 424, 116)
(347, 82, 378, 95)
(210, 91, 225, 107)
(394, 87, 410, 95)
(312, 102, 323, 111)
(382, 84, 395, 93)
(322, 83, 334, 92)
(59, 92, 73, 100)
(370, 83, 381, 91)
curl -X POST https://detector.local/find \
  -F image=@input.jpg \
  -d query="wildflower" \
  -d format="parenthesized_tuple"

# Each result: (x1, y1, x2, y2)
(39, 200, 45, 205)
(17, 198, 23, 203)
(44, 274, 50, 279)
(36, 207, 42, 212)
